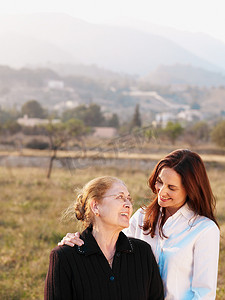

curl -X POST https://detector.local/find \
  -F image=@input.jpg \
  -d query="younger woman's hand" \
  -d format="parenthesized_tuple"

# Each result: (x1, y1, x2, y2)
(58, 232, 84, 247)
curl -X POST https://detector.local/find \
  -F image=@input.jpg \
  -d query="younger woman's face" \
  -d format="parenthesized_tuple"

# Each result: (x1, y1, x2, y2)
(155, 167, 187, 214)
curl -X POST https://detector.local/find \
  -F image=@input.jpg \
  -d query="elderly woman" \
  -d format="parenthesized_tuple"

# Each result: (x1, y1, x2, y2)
(44, 176, 164, 300)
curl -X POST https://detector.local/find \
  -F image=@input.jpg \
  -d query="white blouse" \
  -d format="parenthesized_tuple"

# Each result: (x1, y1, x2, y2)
(123, 203, 220, 300)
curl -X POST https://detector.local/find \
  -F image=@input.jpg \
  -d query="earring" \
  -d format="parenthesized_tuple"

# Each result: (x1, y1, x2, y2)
(95, 212, 99, 216)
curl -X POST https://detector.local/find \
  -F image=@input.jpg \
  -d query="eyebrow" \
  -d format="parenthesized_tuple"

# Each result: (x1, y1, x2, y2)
(157, 176, 178, 188)
(117, 192, 131, 196)
(103, 191, 131, 197)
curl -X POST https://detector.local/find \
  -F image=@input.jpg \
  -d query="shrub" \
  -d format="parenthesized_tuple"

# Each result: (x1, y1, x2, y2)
(25, 139, 49, 150)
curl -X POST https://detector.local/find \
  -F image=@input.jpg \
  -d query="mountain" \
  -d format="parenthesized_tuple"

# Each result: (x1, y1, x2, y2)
(142, 64, 225, 87)
(0, 31, 76, 67)
(0, 13, 222, 76)
(41, 63, 133, 80)
(105, 18, 225, 74)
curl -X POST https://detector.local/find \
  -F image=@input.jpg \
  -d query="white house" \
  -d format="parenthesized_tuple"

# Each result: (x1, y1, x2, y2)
(155, 112, 177, 127)
(47, 80, 64, 90)
(177, 110, 202, 122)
(17, 115, 60, 127)
(93, 127, 118, 138)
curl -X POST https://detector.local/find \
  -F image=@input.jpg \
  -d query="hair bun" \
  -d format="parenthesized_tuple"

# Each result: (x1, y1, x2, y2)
(74, 194, 86, 221)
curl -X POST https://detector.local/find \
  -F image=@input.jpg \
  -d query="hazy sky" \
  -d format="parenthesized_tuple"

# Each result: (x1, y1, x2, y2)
(1, 0, 225, 42)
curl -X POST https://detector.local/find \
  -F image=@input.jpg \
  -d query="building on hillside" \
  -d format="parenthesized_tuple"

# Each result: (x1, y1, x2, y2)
(154, 109, 203, 127)
(17, 115, 60, 127)
(53, 100, 79, 111)
(155, 112, 177, 128)
(47, 80, 64, 89)
(93, 127, 118, 138)
(177, 109, 203, 122)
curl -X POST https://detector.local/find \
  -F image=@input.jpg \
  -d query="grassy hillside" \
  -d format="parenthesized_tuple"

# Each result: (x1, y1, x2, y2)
(0, 164, 224, 299)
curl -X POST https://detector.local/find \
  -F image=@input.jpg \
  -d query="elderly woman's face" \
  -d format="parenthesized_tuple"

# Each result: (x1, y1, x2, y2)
(96, 181, 133, 230)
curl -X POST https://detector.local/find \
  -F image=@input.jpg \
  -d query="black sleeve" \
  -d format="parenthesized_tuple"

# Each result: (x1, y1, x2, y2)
(148, 248, 164, 300)
(44, 248, 73, 300)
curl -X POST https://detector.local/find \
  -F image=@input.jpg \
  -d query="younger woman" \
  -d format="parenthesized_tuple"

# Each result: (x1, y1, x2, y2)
(59, 149, 220, 299)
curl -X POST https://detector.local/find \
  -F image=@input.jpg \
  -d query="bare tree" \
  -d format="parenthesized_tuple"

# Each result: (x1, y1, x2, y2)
(43, 119, 87, 178)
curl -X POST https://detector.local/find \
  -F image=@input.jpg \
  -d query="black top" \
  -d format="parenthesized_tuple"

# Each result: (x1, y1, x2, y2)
(44, 227, 164, 300)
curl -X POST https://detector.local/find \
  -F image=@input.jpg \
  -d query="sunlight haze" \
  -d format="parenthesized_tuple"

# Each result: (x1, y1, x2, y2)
(1, 0, 225, 42)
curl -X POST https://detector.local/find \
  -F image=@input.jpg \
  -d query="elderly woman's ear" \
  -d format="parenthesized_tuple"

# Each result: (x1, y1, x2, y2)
(90, 199, 100, 216)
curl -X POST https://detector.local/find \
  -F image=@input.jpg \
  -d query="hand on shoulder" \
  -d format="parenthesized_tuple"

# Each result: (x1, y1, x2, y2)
(58, 232, 84, 247)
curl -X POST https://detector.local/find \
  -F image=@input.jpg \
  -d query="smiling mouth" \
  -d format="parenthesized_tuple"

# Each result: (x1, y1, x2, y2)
(121, 212, 129, 217)
(160, 196, 171, 202)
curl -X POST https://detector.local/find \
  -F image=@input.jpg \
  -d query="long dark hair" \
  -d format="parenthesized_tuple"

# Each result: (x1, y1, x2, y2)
(142, 149, 219, 238)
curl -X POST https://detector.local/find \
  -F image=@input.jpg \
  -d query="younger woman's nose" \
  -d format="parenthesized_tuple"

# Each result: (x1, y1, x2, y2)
(158, 185, 168, 195)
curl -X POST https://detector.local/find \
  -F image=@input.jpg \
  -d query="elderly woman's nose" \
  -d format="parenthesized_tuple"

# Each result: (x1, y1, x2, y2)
(124, 201, 131, 208)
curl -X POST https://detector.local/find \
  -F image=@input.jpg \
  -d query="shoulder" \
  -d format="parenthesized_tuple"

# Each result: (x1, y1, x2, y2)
(131, 207, 145, 222)
(194, 215, 219, 232)
(133, 207, 145, 217)
(182, 204, 220, 234)
(128, 237, 156, 266)
(191, 215, 220, 244)
(49, 245, 78, 261)
(129, 237, 153, 254)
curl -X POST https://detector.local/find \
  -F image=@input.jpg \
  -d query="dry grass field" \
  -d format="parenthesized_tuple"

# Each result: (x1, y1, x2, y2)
(0, 160, 224, 299)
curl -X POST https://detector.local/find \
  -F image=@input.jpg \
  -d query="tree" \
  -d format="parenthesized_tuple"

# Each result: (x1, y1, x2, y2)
(62, 105, 86, 122)
(192, 121, 210, 141)
(130, 104, 142, 131)
(21, 100, 46, 118)
(143, 126, 159, 142)
(211, 120, 225, 147)
(163, 121, 183, 145)
(85, 104, 105, 126)
(3, 120, 21, 135)
(107, 113, 119, 128)
(0, 109, 12, 124)
(62, 103, 105, 126)
(183, 121, 210, 146)
(43, 119, 87, 178)
(0, 107, 19, 124)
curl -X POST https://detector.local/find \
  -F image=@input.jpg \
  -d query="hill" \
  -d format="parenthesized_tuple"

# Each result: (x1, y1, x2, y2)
(108, 18, 225, 73)
(0, 64, 225, 120)
(142, 64, 225, 87)
(0, 13, 222, 75)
